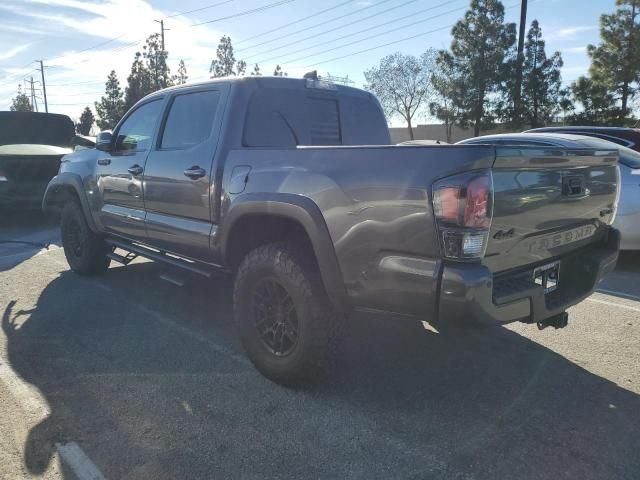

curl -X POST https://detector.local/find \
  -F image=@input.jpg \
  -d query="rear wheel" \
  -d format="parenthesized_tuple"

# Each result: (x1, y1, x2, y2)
(61, 201, 110, 275)
(233, 242, 339, 386)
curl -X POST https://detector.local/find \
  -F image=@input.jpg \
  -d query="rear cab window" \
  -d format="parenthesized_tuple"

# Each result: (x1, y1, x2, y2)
(242, 80, 389, 147)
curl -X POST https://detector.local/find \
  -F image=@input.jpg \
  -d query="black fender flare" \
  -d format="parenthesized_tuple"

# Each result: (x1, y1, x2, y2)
(42, 173, 99, 232)
(221, 193, 349, 313)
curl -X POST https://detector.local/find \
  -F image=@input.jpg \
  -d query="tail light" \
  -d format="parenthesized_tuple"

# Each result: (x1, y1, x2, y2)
(432, 170, 493, 259)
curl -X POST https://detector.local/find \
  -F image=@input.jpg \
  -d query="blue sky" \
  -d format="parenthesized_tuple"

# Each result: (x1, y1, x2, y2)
(0, 0, 612, 122)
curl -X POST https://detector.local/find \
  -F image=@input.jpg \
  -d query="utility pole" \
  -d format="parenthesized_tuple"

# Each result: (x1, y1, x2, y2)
(37, 59, 48, 113)
(154, 19, 167, 51)
(513, 0, 528, 127)
(153, 19, 170, 88)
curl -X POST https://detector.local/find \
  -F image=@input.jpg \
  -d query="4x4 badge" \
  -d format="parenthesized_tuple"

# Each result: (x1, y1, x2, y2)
(493, 228, 515, 240)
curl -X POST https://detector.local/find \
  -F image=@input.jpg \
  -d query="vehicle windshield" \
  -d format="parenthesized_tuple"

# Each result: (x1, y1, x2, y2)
(573, 136, 640, 168)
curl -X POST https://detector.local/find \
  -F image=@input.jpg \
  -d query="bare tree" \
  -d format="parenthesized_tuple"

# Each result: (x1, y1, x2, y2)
(364, 52, 433, 140)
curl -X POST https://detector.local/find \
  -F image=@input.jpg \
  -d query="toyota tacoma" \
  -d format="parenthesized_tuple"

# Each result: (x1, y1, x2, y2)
(42, 75, 620, 384)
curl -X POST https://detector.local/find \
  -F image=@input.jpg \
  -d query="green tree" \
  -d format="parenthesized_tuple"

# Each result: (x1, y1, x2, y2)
(429, 52, 465, 143)
(520, 20, 564, 127)
(273, 64, 287, 77)
(10, 86, 32, 112)
(175, 59, 188, 85)
(447, 0, 516, 136)
(569, 76, 623, 125)
(76, 106, 95, 135)
(95, 70, 125, 130)
(143, 33, 172, 90)
(210, 36, 247, 77)
(251, 64, 261, 76)
(124, 51, 153, 111)
(364, 51, 435, 140)
(588, 0, 639, 120)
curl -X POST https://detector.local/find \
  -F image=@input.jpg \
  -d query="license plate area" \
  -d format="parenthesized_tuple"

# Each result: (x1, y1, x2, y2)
(533, 261, 560, 294)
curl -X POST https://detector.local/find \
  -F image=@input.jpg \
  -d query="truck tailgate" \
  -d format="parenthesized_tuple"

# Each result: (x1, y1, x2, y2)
(484, 146, 618, 273)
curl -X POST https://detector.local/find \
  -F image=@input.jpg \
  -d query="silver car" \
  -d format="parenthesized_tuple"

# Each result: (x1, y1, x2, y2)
(457, 133, 640, 250)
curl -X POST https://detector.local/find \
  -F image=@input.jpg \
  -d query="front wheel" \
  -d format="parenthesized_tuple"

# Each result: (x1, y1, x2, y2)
(61, 201, 110, 275)
(233, 242, 339, 386)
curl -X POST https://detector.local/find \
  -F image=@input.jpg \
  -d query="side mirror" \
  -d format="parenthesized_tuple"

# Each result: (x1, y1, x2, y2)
(96, 131, 113, 151)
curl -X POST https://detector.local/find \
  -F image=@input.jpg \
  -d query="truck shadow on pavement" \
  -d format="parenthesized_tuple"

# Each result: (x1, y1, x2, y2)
(0, 211, 60, 272)
(3, 261, 640, 479)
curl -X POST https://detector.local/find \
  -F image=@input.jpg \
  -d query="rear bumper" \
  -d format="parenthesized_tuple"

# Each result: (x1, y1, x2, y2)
(437, 228, 620, 327)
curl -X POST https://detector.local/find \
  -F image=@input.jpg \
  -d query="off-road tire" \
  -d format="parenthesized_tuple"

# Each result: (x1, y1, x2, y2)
(61, 201, 110, 275)
(234, 241, 339, 386)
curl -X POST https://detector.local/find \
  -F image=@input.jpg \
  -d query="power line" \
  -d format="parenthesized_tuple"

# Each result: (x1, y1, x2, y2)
(0, 67, 38, 86)
(48, 102, 91, 106)
(302, 0, 527, 68)
(42, 0, 236, 63)
(48, 91, 104, 97)
(307, 24, 454, 68)
(237, 0, 397, 53)
(47, 80, 105, 86)
(46, 34, 129, 63)
(236, 0, 353, 44)
(166, 0, 235, 18)
(250, 0, 462, 65)
(192, 0, 298, 27)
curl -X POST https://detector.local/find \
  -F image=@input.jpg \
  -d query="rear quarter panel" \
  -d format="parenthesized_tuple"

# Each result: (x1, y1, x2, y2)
(219, 145, 495, 317)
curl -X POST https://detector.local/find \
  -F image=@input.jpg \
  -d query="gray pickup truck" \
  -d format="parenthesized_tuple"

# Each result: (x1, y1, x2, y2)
(43, 75, 620, 384)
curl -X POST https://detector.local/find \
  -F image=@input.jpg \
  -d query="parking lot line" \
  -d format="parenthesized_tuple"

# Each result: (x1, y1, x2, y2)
(596, 288, 640, 302)
(586, 297, 640, 313)
(56, 442, 107, 480)
(1, 305, 107, 480)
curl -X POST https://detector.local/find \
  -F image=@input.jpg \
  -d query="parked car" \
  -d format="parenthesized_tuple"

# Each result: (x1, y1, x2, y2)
(0, 111, 74, 209)
(526, 126, 640, 152)
(43, 76, 619, 384)
(457, 132, 639, 250)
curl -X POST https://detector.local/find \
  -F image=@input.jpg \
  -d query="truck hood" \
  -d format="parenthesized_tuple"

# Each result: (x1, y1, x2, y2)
(0, 144, 72, 156)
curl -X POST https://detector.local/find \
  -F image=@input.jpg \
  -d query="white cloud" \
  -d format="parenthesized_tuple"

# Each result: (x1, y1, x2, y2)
(547, 25, 597, 41)
(0, 44, 31, 61)
(1, 0, 318, 115)
(562, 46, 588, 54)
(0, 0, 234, 115)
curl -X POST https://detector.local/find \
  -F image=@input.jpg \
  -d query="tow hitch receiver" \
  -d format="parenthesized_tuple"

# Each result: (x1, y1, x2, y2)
(537, 311, 569, 330)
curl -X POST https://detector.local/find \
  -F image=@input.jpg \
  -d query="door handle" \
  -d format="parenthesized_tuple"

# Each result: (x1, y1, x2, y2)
(97, 158, 111, 166)
(183, 166, 206, 180)
(128, 164, 143, 176)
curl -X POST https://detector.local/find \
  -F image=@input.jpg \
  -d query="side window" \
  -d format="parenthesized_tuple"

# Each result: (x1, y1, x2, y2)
(115, 100, 163, 152)
(161, 90, 220, 149)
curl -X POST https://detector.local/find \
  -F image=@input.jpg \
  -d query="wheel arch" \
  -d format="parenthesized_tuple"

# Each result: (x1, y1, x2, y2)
(221, 193, 349, 313)
(42, 173, 99, 232)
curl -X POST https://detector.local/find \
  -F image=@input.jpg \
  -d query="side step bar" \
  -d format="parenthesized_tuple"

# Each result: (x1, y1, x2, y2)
(105, 238, 225, 279)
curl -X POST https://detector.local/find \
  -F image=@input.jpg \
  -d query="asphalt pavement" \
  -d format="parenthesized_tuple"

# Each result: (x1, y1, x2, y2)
(0, 213, 639, 480)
